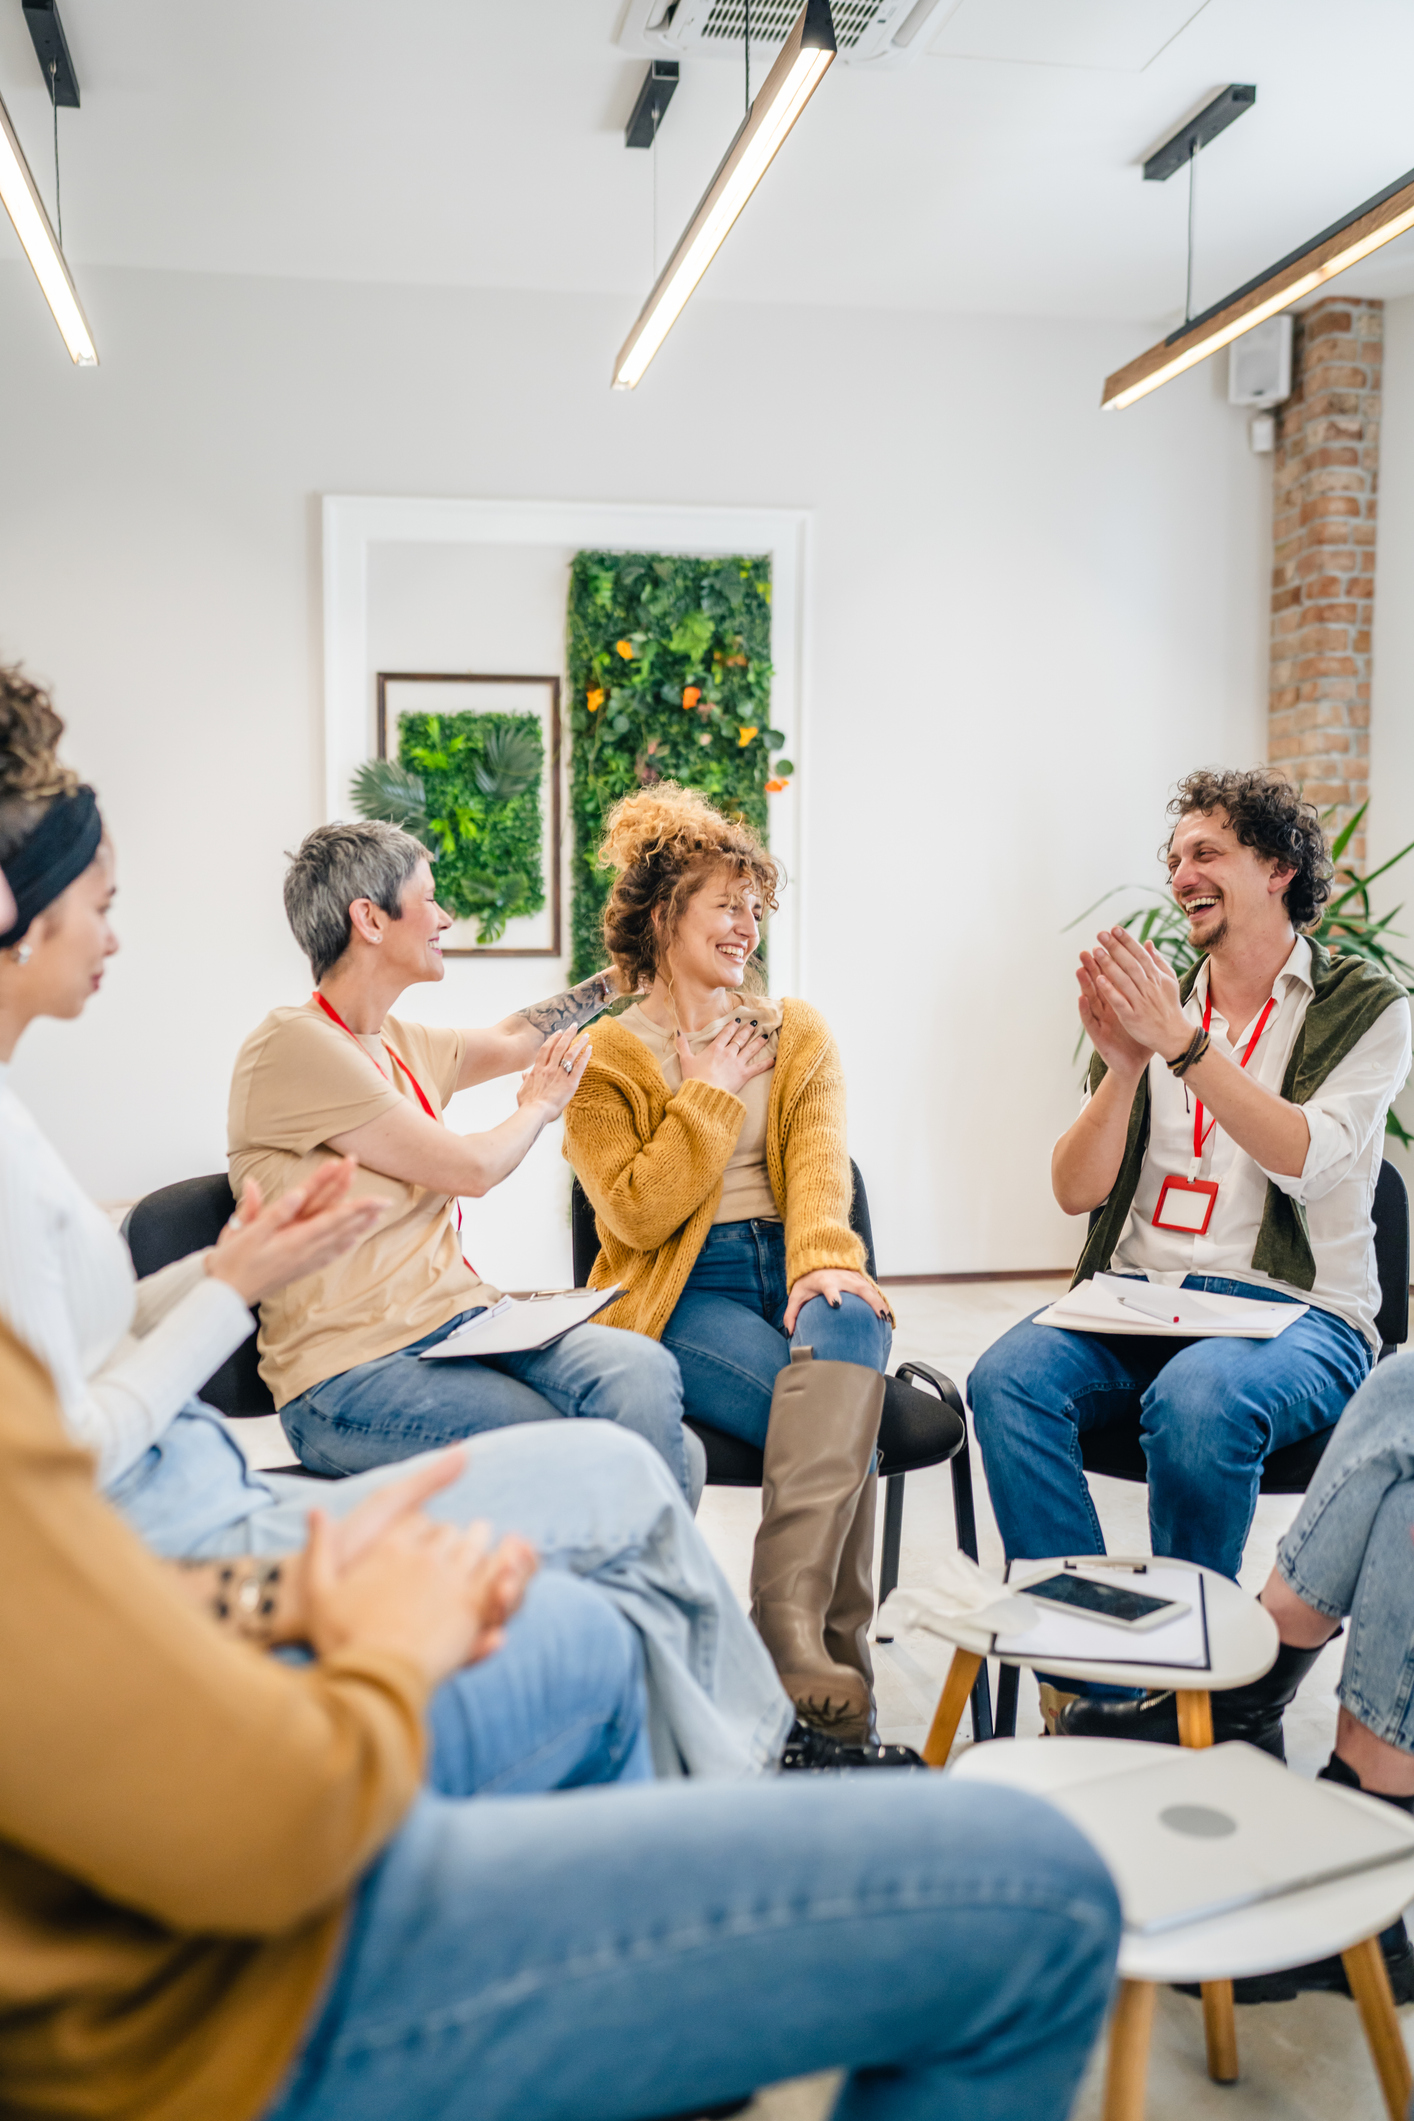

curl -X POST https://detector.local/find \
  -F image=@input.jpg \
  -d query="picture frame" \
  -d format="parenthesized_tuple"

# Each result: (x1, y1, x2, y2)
(376, 671, 562, 959)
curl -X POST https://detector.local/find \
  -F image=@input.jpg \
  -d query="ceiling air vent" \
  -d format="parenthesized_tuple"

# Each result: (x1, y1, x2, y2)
(616, 0, 947, 67)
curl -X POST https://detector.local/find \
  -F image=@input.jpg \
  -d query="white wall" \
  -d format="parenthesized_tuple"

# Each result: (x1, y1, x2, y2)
(0, 262, 1268, 1271)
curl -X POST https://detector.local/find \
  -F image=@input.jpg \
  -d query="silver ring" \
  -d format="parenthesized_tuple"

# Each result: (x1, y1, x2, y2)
(561, 1059, 574, 1073)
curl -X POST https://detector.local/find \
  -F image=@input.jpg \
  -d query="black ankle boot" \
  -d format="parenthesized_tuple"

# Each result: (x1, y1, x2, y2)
(1176, 1755, 1414, 2006)
(779, 1719, 924, 1771)
(1056, 1638, 1330, 1760)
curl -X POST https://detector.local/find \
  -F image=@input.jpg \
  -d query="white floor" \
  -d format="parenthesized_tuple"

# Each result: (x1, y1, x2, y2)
(694, 1279, 1410, 2121)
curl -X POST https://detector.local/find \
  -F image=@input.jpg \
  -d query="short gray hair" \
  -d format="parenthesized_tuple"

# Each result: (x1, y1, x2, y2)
(284, 820, 429, 981)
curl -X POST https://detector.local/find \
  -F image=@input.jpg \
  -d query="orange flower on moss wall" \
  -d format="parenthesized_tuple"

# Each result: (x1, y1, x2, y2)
(586, 688, 605, 712)
(615, 639, 635, 660)
(737, 725, 758, 747)
(681, 686, 701, 709)
(765, 777, 790, 794)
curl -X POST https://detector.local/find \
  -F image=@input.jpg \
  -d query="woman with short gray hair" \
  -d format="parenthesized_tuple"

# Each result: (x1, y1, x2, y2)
(230, 820, 703, 1501)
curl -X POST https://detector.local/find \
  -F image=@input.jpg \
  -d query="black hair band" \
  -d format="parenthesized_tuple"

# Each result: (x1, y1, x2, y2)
(0, 785, 103, 950)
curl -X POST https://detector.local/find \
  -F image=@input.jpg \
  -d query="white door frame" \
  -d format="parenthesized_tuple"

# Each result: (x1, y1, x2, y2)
(322, 494, 811, 991)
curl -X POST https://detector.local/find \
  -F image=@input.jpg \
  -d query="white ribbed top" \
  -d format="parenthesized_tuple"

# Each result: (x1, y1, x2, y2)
(0, 1066, 254, 1487)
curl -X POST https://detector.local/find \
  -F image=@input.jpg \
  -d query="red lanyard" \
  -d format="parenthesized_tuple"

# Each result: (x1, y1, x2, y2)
(313, 992, 439, 1116)
(1192, 988, 1277, 1166)
(311, 992, 476, 1269)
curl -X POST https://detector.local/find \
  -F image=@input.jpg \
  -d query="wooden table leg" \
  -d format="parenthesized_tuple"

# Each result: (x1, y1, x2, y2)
(923, 1650, 984, 1768)
(1172, 1690, 1238, 2078)
(1102, 1979, 1156, 2121)
(1343, 1933, 1414, 2120)
(1199, 1980, 1238, 2083)
(1174, 1689, 1214, 1749)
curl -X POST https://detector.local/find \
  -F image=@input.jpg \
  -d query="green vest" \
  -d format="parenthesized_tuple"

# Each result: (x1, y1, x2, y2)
(1073, 941, 1407, 1294)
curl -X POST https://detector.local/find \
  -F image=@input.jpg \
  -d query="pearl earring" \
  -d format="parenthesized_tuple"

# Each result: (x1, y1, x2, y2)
(10, 944, 31, 966)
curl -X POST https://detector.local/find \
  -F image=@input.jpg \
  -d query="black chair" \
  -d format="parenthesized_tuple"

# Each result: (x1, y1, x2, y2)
(122, 1173, 308, 1468)
(569, 1161, 995, 1741)
(987, 1157, 1411, 1738)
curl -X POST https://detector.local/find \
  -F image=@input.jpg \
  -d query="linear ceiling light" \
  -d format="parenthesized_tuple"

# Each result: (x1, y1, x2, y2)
(0, 87, 95, 365)
(612, 0, 836, 390)
(1103, 164, 1414, 411)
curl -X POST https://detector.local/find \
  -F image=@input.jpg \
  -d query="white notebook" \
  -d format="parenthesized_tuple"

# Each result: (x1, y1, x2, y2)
(420, 1287, 623, 1359)
(991, 1562, 1211, 1672)
(1036, 1273, 1308, 1340)
(1050, 1742, 1414, 1934)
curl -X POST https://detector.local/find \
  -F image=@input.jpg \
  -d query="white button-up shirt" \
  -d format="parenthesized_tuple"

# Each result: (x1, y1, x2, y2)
(1107, 937, 1412, 1350)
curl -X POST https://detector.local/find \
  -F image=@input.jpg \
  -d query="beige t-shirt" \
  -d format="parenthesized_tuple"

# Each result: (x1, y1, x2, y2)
(228, 1005, 498, 1407)
(618, 998, 783, 1225)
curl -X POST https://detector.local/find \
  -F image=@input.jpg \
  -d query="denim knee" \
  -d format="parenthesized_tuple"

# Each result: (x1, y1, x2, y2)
(611, 1334, 685, 1415)
(791, 1292, 890, 1370)
(1139, 1373, 1261, 1462)
(597, 1338, 688, 1466)
(532, 1568, 646, 1719)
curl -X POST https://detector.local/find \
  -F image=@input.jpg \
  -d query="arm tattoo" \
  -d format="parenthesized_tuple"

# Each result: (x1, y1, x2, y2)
(515, 969, 621, 1043)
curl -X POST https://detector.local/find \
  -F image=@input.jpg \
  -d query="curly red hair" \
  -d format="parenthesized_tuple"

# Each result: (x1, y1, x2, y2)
(598, 784, 780, 995)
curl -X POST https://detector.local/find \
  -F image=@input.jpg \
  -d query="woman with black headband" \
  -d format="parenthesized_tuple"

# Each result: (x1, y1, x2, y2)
(0, 668, 796, 1781)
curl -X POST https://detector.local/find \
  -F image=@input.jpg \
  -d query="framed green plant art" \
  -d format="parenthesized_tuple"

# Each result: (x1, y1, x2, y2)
(566, 551, 792, 982)
(356, 673, 561, 955)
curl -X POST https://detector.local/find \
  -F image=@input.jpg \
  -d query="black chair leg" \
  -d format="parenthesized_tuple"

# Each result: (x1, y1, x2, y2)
(948, 1435, 980, 1563)
(874, 1473, 906, 1642)
(995, 1661, 1019, 1739)
(947, 1435, 994, 1744)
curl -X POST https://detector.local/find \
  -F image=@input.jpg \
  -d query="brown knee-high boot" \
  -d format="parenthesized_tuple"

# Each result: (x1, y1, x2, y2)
(749, 1347, 884, 1744)
(824, 1454, 879, 1694)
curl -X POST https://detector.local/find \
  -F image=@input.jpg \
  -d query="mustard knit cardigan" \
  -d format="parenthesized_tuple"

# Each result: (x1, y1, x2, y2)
(562, 998, 884, 1341)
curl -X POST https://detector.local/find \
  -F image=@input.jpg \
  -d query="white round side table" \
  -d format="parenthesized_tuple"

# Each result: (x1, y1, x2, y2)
(953, 1736, 1414, 2121)
(917, 1555, 1279, 2084)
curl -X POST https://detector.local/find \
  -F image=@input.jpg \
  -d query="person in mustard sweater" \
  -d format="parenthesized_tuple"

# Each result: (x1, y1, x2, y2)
(0, 1315, 1122, 2121)
(563, 785, 893, 1745)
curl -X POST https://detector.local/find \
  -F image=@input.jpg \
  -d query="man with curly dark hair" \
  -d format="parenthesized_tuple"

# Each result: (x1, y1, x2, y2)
(971, 766, 1411, 1746)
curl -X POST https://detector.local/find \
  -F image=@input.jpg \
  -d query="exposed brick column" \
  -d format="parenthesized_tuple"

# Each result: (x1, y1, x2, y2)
(1269, 297, 1382, 860)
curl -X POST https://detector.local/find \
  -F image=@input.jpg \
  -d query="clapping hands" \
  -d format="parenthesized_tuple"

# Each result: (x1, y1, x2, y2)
(1078, 927, 1188, 1075)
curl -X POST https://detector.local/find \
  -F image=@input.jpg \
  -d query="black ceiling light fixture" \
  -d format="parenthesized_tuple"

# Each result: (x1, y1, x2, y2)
(1108, 79, 1414, 410)
(0, 0, 95, 363)
(612, 0, 836, 388)
(1140, 84, 1258, 333)
(626, 60, 680, 148)
(1104, 160, 1414, 411)
(1142, 84, 1254, 183)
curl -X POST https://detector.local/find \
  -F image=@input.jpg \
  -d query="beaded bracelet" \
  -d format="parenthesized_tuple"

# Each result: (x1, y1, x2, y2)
(213, 1560, 284, 1645)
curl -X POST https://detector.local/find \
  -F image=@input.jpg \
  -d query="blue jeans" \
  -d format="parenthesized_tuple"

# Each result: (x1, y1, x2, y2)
(661, 1220, 892, 1448)
(970, 1277, 1372, 1580)
(281, 1311, 702, 1506)
(263, 1775, 1119, 2121)
(423, 1566, 653, 1796)
(114, 1408, 792, 1779)
(1278, 1350, 1414, 1752)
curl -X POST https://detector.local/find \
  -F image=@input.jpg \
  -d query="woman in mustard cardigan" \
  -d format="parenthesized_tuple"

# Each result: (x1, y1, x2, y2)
(564, 785, 893, 1744)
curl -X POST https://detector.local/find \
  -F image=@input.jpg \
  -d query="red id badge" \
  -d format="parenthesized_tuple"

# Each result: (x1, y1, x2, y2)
(1152, 1175, 1219, 1235)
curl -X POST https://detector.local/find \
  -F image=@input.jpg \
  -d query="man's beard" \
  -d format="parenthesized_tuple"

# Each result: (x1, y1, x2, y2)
(1189, 910, 1228, 952)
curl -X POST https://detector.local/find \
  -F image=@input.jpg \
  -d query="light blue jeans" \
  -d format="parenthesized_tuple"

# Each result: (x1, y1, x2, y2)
(108, 1407, 792, 1779)
(1277, 1350, 1414, 1752)
(419, 1566, 653, 1796)
(969, 1277, 1371, 1580)
(281, 1312, 703, 1507)
(661, 1220, 893, 1448)
(263, 1774, 1120, 2121)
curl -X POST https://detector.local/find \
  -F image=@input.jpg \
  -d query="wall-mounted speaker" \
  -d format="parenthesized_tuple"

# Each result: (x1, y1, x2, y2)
(1228, 316, 1293, 409)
